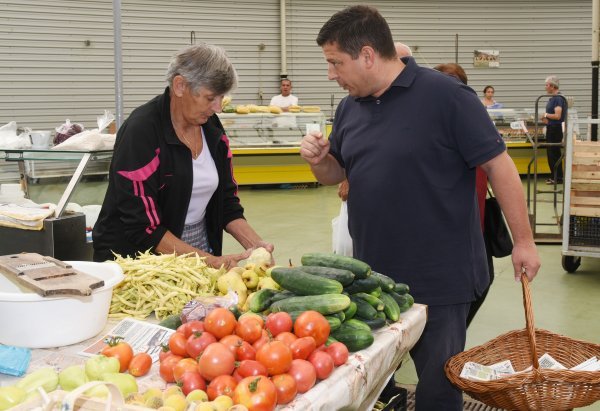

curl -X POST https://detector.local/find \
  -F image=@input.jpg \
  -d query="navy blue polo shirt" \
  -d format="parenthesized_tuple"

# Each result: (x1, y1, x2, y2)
(329, 57, 506, 305)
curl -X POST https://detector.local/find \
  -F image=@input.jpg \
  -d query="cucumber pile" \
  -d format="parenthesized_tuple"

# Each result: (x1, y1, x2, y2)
(247, 252, 414, 353)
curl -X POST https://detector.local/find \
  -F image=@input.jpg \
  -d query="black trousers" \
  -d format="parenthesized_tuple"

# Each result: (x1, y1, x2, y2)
(409, 303, 470, 410)
(546, 124, 564, 182)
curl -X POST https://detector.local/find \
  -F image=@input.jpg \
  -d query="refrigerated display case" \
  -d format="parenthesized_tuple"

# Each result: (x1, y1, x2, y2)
(486, 108, 550, 174)
(219, 112, 326, 185)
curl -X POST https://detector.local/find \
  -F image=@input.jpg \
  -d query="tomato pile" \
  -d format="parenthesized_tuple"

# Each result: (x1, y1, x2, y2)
(159, 307, 350, 411)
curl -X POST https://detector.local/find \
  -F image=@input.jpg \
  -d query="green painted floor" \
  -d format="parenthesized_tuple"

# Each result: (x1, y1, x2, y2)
(27, 178, 600, 410)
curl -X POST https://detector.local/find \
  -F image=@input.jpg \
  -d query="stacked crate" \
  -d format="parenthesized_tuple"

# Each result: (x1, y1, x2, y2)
(568, 140, 600, 246)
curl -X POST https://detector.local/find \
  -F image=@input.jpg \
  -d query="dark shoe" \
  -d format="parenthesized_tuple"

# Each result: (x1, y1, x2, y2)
(378, 385, 408, 411)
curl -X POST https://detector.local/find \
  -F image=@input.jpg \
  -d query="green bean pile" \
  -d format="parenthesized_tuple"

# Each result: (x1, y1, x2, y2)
(109, 251, 223, 320)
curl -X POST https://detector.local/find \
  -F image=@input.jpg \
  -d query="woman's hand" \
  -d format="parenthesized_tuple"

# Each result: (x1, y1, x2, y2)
(206, 250, 251, 270)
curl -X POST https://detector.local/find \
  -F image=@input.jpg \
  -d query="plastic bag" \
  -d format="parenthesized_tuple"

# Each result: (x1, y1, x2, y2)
(52, 111, 116, 151)
(54, 119, 84, 145)
(0, 121, 32, 149)
(332, 201, 353, 256)
(180, 290, 238, 323)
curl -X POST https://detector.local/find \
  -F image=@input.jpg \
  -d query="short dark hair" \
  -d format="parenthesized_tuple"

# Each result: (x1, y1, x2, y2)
(483, 85, 495, 93)
(316, 5, 396, 60)
(434, 63, 468, 85)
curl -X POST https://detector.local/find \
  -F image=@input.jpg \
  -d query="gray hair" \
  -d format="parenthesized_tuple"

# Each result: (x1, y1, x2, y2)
(165, 43, 238, 95)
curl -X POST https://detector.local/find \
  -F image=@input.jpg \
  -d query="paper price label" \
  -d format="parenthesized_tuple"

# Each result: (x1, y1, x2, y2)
(306, 123, 321, 135)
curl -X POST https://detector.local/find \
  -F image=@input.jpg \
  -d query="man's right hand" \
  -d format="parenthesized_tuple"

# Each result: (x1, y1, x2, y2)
(300, 131, 329, 166)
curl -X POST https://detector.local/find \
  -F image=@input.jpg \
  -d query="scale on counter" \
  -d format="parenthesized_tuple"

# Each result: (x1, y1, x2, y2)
(0, 252, 104, 297)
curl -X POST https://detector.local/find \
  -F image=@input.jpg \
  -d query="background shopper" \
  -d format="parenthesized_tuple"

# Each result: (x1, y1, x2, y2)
(541, 75, 567, 184)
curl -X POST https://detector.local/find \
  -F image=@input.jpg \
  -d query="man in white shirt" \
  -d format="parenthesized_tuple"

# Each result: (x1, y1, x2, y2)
(269, 78, 298, 111)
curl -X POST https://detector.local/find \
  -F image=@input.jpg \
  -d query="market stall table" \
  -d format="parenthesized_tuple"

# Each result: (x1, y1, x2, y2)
(0, 304, 427, 411)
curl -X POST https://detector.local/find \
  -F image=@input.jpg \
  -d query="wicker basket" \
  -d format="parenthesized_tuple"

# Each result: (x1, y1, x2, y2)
(445, 274, 600, 410)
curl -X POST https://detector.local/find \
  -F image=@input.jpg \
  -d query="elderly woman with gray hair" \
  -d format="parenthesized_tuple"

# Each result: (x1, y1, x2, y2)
(93, 44, 273, 268)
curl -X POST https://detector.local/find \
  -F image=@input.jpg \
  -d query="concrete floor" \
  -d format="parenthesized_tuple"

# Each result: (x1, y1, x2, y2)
(26, 177, 600, 410)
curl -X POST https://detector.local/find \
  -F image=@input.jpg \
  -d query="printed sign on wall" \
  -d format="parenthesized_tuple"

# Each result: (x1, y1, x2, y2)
(474, 50, 500, 68)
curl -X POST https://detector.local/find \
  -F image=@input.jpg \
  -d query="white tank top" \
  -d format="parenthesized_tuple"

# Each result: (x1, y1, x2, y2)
(185, 128, 219, 225)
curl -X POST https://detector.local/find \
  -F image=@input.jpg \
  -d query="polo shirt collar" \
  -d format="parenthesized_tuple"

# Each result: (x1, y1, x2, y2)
(355, 56, 418, 102)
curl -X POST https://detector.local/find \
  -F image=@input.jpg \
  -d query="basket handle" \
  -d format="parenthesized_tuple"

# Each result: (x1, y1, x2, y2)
(521, 272, 539, 370)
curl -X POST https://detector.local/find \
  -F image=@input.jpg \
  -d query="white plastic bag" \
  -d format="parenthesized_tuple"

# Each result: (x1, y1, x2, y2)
(0, 121, 32, 149)
(332, 201, 353, 256)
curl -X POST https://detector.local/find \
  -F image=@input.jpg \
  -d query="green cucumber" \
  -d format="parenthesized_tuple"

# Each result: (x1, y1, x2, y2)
(269, 290, 296, 303)
(379, 292, 401, 322)
(369, 286, 382, 298)
(388, 291, 414, 313)
(325, 315, 342, 331)
(340, 319, 371, 332)
(362, 316, 387, 330)
(350, 295, 378, 320)
(270, 294, 351, 316)
(352, 292, 385, 311)
(228, 304, 242, 319)
(271, 267, 343, 295)
(332, 328, 374, 352)
(343, 301, 357, 320)
(394, 282, 410, 295)
(249, 288, 280, 312)
(343, 277, 380, 294)
(371, 271, 396, 292)
(301, 252, 371, 279)
(299, 265, 355, 286)
(158, 314, 182, 330)
(329, 311, 346, 322)
(326, 336, 339, 346)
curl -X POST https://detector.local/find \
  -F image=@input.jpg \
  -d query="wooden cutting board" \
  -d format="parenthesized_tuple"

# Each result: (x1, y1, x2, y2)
(0, 253, 104, 297)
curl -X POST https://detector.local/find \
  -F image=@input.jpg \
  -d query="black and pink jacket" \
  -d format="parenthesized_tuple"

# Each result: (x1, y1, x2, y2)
(93, 87, 244, 261)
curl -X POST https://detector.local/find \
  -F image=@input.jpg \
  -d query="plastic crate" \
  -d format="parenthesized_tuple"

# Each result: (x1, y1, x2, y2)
(569, 216, 600, 247)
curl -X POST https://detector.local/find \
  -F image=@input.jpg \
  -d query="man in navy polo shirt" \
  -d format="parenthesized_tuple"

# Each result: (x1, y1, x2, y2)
(300, 5, 541, 409)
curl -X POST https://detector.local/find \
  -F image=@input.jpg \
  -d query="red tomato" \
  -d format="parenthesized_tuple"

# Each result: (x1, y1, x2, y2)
(236, 340, 257, 361)
(239, 312, 265, 328)
(271, 373, 298, 405)
(265, 312, 293, 337)
(168, 332, 189, 357)
(173, 357, 199, 383)
(326, 342, 349, 366)
(289, 336, 317, 360)
(235, 317, 264, 343)
(293, 311, 330, 347)
(256, 340, 293, 376)
(274, 331, 298, 347)
(252, 329, 271, 352)
(220, 334, 244, 357)
(197, 342, 235, 381)
(128, 352, 152, 377)
(101, 336, 134, 373)
(308, 350, 334, 380)
(233, 375, 278, 411)
(158, 344, 171, 361)
(237, 360, 268, 378)
(207, 374, 238, 400)
(232, 368, 244, 382)
(204, 307, 237, 339)
(186, 320, 205, 336)
(186, 331, 217, 359)
(159, 354, 183, 383)
(177, 322, 189, 336)
(287, 359, 316, 393)
(179, 370, 206, 396)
